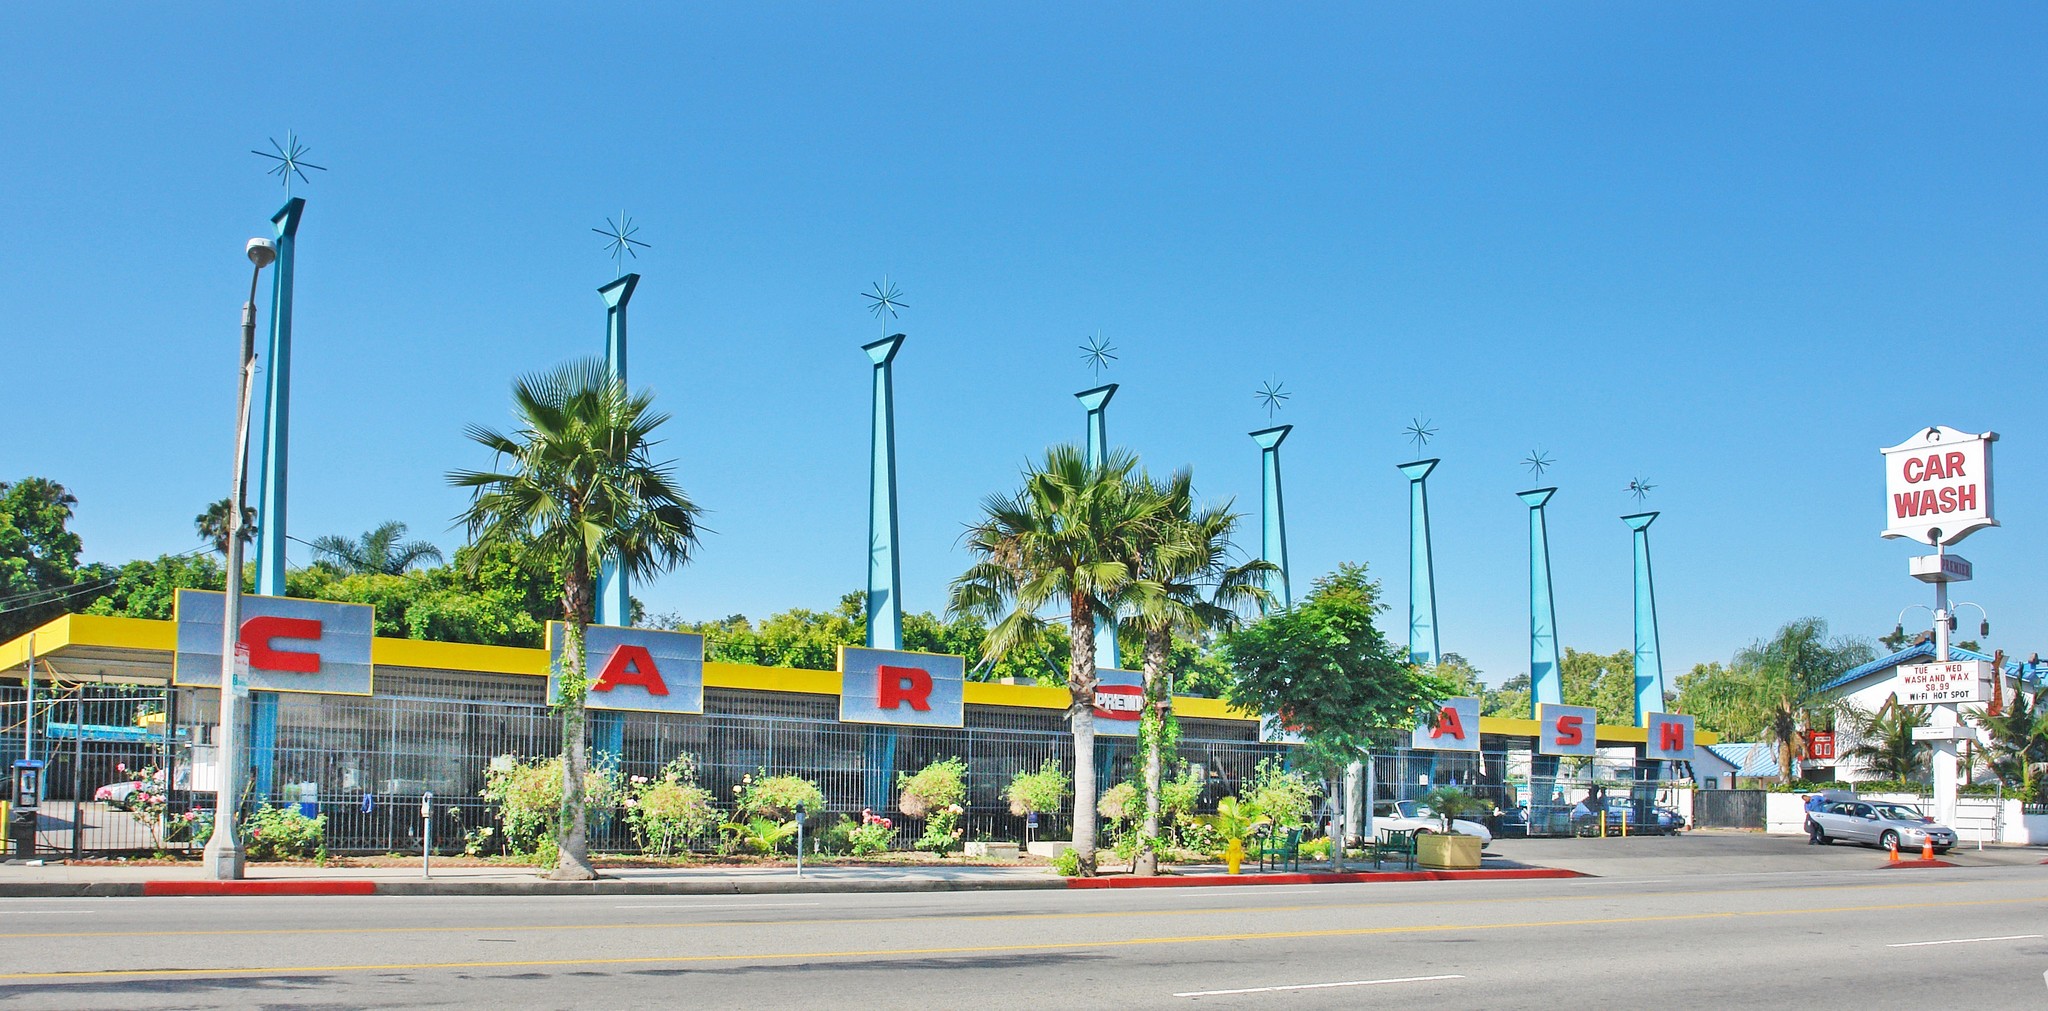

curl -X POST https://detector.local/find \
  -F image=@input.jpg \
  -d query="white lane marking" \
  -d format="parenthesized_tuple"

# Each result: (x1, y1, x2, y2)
(0, 910, 100, 915)
(1175, 974, 1463, 997)
(1888, 934, 2043, 948)
(613, 902, 823, 910)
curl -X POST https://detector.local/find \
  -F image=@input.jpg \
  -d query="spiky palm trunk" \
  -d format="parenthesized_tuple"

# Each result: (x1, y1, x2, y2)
(1137, 626, 1169, 876)
(1069, 591, 1100, 875)
(552, 560, 598, 881)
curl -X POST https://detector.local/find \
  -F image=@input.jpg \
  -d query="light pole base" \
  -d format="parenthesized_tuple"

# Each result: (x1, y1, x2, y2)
(202, 838, 245, 880)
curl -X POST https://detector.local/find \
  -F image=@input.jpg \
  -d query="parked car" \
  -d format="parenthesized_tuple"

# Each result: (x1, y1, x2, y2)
(1374, 800, 1494, 848)
(1807, 799, 1955, 854)
(1568, 798, 1684, 836)
(94, 780, 145, 809)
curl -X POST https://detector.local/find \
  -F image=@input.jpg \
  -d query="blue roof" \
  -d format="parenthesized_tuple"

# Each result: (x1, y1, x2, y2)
(1821, 640, 2048, 695)
(1705, 742, 1779, 778)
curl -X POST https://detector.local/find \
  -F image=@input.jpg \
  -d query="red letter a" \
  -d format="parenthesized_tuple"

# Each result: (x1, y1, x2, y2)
(592, 644, 669, 696)
(1430, 705, 1466, 741)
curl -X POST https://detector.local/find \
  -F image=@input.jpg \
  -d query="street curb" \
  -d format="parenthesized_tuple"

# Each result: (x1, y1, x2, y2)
(1877, 859, 1956, 870)
(0, 877, 1069, 898)
(144, 880, 378, 897)
(1065, 868, 1586, 888)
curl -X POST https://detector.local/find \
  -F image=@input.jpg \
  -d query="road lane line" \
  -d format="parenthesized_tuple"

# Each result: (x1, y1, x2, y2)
(1, 893, 2041, 982)
(614, 902, 822, 910)
(0, 878, 1991, 941)
(1887, 933, 2042, 948)
(1175, 974, 1463, 997)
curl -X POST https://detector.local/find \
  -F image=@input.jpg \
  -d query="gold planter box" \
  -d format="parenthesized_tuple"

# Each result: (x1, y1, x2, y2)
(1417, 832, 1482, 870)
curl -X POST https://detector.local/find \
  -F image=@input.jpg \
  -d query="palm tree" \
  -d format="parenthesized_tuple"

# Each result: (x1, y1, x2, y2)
(1725, 618, 1877, 784)
(1977, 684, 2048, 802)
(1839, 696, 1929, 782)
(1119, 469, 1270, 875)
(449, 358, 702, 880)
(309, 521, 445, 575)
(950, 445, 1164, 875)
(195, 498, 256, 557)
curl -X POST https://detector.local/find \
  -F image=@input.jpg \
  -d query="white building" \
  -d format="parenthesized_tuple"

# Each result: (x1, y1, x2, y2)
(1813, 640, 2046, 783)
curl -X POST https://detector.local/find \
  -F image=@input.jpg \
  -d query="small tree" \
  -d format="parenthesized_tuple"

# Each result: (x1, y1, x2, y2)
(1221, 564, 1456, 870)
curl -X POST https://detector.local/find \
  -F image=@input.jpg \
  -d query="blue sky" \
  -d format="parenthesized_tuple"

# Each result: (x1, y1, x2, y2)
(4, 5, 2045, 686)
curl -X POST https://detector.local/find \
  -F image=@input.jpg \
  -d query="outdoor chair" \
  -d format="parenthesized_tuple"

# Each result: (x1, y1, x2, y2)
(1257, 825, 1303, 872)
(1372, 828, 1418, 870)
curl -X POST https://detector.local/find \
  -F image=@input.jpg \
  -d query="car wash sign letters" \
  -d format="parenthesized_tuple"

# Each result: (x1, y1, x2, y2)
(547, 623, 705, 714)
(173, 589, 374, 695)
(839, 646, 965, 728)
(1881, 426, 1997, 546)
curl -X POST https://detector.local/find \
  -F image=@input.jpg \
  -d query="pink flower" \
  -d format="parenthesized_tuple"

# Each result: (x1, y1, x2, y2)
(116, 764, 127, 773)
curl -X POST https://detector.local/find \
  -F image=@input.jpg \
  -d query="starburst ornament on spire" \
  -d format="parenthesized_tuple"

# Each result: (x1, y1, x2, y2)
(1254, 380, 1290, 418)
(592, 210, 650, 278)
(862, 278, 907, 337)
(1628, 476, 1657, 503)
(252, 131, 326, 197)
(1523, 450, 1554, 478)
(1079, 334, 1118, 376)
(1404, 418, 1439, 452)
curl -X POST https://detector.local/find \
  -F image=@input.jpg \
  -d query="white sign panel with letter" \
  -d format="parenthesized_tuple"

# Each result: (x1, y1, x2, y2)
(173, 589, 374, 696)
(1410, 697, 1481, 752)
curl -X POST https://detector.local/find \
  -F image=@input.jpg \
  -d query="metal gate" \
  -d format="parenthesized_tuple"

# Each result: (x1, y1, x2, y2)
(1692, 788, 1767, 829)
(3, 684, 177, 856)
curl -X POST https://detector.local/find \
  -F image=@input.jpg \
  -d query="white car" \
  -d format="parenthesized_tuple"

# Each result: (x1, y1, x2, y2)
(1373, 800, 1494, 848)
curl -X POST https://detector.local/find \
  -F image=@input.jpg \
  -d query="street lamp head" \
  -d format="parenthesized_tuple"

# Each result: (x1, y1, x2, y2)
(246, 238, 277, 269)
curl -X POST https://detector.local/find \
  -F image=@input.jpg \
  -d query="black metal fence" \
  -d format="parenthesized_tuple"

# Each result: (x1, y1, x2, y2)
(2, 684, 177, 857)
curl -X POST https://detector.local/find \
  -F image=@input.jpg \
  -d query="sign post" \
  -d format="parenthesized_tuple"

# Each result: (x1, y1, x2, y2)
(1881, 426, 1998, 828)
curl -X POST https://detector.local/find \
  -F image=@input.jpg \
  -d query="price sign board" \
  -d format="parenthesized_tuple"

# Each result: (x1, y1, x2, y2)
(1898, 660, 1991, 705)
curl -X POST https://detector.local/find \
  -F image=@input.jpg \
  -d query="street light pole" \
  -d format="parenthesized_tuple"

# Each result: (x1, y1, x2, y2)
(203, 237, 275, 880)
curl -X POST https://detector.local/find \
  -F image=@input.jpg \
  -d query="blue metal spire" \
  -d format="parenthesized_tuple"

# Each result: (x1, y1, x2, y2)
(1520, 488, 1563, 713)
(1624, 511, 1665, 724)
(865, 334, 906, 650)
(593, 273, 639, 626)
(1076, 383, 1119, 662)
(252, 198, 304, 597)
(1251, 425, 1293, 611)
(1398, 459, 1441, 667)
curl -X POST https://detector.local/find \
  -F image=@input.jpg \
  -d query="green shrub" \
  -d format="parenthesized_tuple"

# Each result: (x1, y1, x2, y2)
(244, 804, 325, 861)
(898, 757, 968, 818)
(1097, 781, 1138, 826)
(1159, 765, 1203, 826)
(1050, 847, 1081, 876)
(625, 755, 720, 856)
(815, 815, 858, 855)
(1242, 757, 1314, 825)
(916, 804, 965, 856)
(481, 754, 622, 858)
(734, 771, 825, 821)
(850, 810, 895, 855)
(1006, 759, 1070, 817)
(721, 816, 799, 855)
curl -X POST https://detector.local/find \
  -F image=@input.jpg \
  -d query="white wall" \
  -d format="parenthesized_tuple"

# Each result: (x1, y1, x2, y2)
(1765, 790, 2044, 845)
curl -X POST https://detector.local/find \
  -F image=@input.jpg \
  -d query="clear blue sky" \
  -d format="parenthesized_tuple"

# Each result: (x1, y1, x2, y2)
(5, 5, 2044, 687)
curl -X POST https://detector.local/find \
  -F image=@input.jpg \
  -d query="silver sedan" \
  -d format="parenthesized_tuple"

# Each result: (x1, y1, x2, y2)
(1808, 799, 1956, 854)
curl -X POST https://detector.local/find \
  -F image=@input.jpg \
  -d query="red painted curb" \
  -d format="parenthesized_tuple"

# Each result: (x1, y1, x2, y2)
(143, 880, 378, 897)
(1877, 860, 1955, 870)
(1064, 868, 1584, 889)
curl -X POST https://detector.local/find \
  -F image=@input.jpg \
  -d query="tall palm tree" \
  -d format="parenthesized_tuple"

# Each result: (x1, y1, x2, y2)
(195, 498, 256, 557)
(1725, 618, 1877, 784)
(1839, 696, 1929, 782)
(1119, 469, 1270, 875)
(449, 358, 702, 880)
(950, 445, 1164, 875)
(309, 521, 445, 575)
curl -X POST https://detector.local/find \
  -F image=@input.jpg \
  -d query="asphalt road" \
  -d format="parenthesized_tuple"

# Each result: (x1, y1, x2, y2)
(1, 863, 2044, 1009)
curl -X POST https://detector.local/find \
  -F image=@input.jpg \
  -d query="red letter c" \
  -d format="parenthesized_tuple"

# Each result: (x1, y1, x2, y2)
(239, 616, 323, 673)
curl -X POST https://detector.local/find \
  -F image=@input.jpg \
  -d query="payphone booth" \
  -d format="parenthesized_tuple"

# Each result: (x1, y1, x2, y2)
(9, 759, 43, 858)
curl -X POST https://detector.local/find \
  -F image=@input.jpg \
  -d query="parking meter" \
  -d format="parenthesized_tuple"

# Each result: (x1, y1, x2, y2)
(420, 791, 434, 879)
(794, 802, 807, 878)
(1026, 810, 1039, 847)
(10, 760, 45, 858)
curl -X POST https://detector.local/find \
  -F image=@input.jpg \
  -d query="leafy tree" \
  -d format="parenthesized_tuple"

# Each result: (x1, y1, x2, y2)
(309, 521, 445, 575)
(83, 553, 231, 620)
(1434, 653, 1485, 696)
(195, 498, 257, 557)
(1671, 660, 1769, 740)
(1839, 697, 1929, 782)
(1975, 685, 2048, 803)
(1724, 618, 1878, 784)
(450, 358, 703, 880)
(1561, 647, 1641, 726)
(1119, 468, 1268, 874)
(1220, 563, 1456, 869)
(0, 478, 88, 640)
(1481, 673, 1532, 719)
(950, 445, 1163, 875)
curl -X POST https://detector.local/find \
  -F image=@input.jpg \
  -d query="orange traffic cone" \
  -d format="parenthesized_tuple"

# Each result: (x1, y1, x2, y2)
(1888, 837, 1900, 863)
(1921, 836, 1934, 861)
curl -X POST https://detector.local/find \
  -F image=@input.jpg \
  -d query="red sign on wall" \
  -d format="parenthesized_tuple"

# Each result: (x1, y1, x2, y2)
(1805, 732, 1836, 761)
